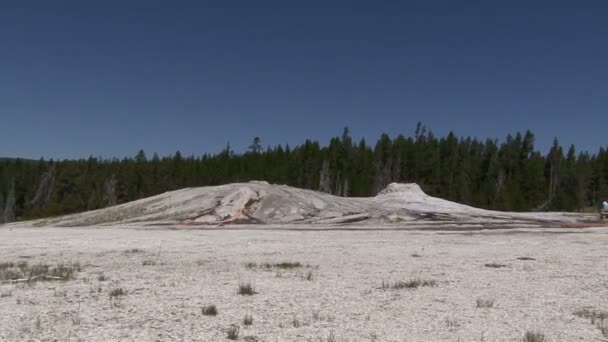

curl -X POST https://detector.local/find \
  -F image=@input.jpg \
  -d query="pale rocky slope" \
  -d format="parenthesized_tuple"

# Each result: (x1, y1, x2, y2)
(23, 181, 586, 229)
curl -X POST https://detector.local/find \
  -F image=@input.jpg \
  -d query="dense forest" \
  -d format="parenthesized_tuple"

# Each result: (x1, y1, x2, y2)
(2, 124, 608, 223)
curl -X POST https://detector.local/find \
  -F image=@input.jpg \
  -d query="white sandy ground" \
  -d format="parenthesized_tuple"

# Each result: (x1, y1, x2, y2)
(1, 226, 608, 342)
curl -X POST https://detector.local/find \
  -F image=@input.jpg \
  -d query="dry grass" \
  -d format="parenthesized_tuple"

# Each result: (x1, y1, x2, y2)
(243, 314, 253, 325)
(485, 262, 508, 268)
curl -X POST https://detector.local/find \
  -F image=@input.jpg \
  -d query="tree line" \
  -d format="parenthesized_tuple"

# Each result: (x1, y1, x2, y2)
(2, 124, 608, 223)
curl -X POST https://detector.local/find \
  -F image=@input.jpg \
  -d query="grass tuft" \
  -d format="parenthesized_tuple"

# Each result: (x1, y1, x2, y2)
(243, 314, 253, 326)
(485, 262, 508, 268)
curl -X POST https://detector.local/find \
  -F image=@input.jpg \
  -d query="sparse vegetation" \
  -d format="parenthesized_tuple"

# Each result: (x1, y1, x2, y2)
(227, 325, 240, 340)
(476, 298, 495, 308)
(243, 314, 253, 325)
(517, 257, 536, 261)
(97, 274, 108, 281)
(247, 261, 304, 270)
(124, 248, 144, 254)
(0, 261, 81, 283)
(142, 260, 156, 266)
(485, 262, 508, 268)
(291, 316, 301, 328)
(202, 305, 217, 316)
(382, 278, 437, 289)
(574, 308, 608, 337)
(411, 252, 422, 257)
(523, 331, 545, 342)
(304, 271, 313, 281)
(238, 282, 256, 295)
(445, 317, 458, 328)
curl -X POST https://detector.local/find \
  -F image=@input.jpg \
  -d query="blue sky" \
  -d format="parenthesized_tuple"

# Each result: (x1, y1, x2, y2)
(1, 1, 607, 159)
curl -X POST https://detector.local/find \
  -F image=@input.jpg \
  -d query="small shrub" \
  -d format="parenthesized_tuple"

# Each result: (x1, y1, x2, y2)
(411, 253, 422, 258)
(523, 331, 545, 342)
(304, 271, 313, 281)
(326, 331, 336, 342)
(517, 257, 536, 261)
(202, 305, 217, 316)
(245, 262, 257, 269)
(97, 274, 108, 281)
(142, 260, 156, 266)
(485, 263, 507, 268)
(243, 314, 253, 325)
(227, 325, 240, 340)
(238, 282, 256, 295)
(476, 298, 495, 308)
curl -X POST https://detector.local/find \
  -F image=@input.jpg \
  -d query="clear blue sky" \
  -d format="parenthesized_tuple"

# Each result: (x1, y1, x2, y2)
(1, 1, 607, 159)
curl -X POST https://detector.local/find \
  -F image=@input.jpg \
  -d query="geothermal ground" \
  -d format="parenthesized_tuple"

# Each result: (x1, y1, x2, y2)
(1, 183, 607, 341)
(1, 227, 608, 342)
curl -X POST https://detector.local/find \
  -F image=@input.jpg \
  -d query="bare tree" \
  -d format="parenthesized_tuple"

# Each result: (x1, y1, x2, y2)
(0, 192, 4, 224)
(103, 175, 118, 207)
(3, 181, 16, 223)
(319, 160, 331, 193)
(30, 165, 55, 208)
(342, 179, 349, 197)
